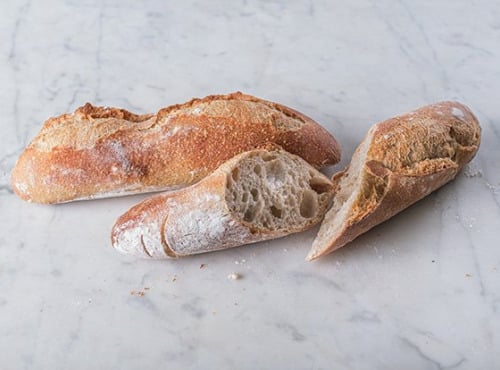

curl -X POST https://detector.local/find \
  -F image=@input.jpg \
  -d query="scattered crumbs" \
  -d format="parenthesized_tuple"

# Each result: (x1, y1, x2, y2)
(486, 182, 500, 194)
(227, 272, 241, 280)
(200, 263, 206, 269)
(172, 275, 177, 282)
(465, 273, 472, 278)
(144, 287, 150, 290)
(432, 260, 436, 263)
(130, 290, 146, 297)
(88, 298, 92, 304)
(234, 259, 246, 265)
(465, 217, 476, 228)
(463, 163, 483, 178)
(234, 302, 239, 306)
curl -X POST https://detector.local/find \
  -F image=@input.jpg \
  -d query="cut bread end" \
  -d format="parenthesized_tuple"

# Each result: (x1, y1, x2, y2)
(306, 128, 375, 261)
(225, 149, 334, 235)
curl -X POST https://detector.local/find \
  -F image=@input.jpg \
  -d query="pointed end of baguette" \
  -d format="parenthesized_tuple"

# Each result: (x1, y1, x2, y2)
(305, 126, 376, 261)
(305, 250, 320, 262)
(306, 228, 341, 261)
(111, 194, 177, 259)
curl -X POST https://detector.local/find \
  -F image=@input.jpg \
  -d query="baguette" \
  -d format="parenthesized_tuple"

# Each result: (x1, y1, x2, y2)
(112, 147, 334, 258)
(307, 101, 481, 261)
(11, 92, 341, 204)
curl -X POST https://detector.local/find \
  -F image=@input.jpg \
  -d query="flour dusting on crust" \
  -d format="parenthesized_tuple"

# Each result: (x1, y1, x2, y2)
(452, 106, 465, 120)
(164, 193, 256, 256)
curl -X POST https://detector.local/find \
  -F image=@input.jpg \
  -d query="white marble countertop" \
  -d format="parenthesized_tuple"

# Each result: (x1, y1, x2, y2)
(1, 1, 499, 369)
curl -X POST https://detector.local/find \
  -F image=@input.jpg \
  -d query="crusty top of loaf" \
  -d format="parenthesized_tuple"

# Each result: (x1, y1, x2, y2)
(33, 92, 310, 152)
(12, 92, 341, 203)
(351, 101, 481, 225)
(368, 101, 481, 176)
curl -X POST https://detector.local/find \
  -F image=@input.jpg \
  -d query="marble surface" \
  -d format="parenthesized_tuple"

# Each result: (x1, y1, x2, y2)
(1, 1, 499, 369)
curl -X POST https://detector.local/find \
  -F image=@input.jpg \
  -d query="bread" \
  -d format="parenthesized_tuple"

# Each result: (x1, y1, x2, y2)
(10, 92, 341, 204)
(307, 101, 481, 261)
(111, 147, 335, 258)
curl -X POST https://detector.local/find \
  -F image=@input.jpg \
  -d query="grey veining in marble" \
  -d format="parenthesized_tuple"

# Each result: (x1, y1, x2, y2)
(1, 1, 499, 369)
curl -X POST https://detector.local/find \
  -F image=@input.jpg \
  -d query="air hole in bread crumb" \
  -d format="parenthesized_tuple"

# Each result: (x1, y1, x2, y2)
(232, 167, 240, 181)
(266, 160, 285, 184)
(271, 205, 283, 219)
(244, 208, 257, 222)
(254, 164, 262, 175)
(250, 188, 259, 201)
(262, 154, 277, 162)
(309, 177, 331, 194)
(300, 190, 318, 218)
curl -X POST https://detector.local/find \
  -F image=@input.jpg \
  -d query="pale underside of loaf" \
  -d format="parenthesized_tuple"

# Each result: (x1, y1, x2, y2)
(11, 92, 341, 204)
(307, 101, 481, 261)
(112, 148, 334, 258)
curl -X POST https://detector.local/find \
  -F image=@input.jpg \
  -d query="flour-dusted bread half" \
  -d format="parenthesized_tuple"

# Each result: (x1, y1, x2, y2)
(307, 101, 481, 261)
(10, 92, 341, 204)
(112, 147, 334, 258)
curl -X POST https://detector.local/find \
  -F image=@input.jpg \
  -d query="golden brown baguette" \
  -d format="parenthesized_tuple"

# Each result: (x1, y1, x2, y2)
(307, 101, 481, 261)
(112, 147, 334, 258)
(10, 92, 341, 204)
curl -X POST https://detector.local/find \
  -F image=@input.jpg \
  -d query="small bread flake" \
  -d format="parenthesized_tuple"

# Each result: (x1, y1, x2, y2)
(130, 289, 147, 297)
(463, 162, 482, 178)
(227, 273, 241, 280)
(452, 107, 465, 119)
(200, 263, 206, 269)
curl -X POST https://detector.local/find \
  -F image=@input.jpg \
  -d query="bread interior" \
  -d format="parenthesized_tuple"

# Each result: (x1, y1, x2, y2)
(225, 151, 333, 232)
(308, 129, 374, 259)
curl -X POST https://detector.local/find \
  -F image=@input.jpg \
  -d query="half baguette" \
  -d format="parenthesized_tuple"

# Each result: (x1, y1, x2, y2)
(112, 147, 335, 258)
(11, 92, 340, 204)
(307, 101, 481, 261)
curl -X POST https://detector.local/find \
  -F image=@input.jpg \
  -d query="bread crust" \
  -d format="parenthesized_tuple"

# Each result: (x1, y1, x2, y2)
(111, 148, 335, 259)
(11, 92, 341, 204)
(307, 101, 481, 260)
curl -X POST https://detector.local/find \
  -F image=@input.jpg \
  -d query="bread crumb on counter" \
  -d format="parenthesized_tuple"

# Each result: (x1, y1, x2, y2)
(130, 287, 150, 297)
(227, 273, 241, 280)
